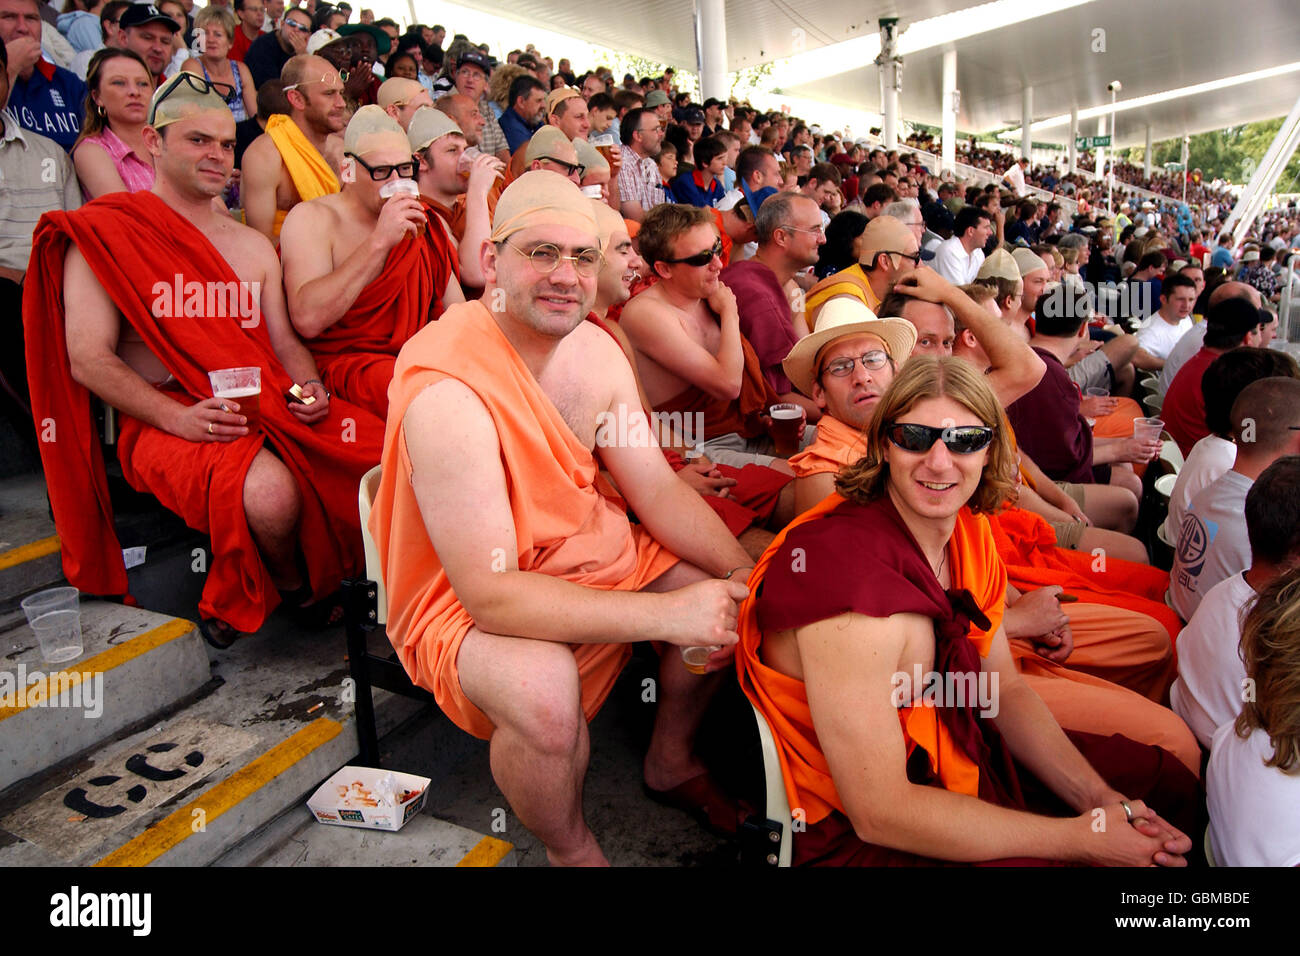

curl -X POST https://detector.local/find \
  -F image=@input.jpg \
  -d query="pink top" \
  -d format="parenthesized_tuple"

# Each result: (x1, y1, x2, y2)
(75, 126, 154, 199)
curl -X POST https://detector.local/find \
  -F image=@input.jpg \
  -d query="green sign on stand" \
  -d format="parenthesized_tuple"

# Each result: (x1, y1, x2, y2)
(1075, 135, 1112, 150)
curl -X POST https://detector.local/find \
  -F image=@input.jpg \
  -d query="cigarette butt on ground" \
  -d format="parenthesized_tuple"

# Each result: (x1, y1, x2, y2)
(307, 701, 323, 714)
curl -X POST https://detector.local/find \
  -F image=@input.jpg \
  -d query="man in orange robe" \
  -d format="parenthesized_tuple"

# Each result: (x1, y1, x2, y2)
(736, 355, 1198, 865)
(24, 76, 382, 646)
(281, 107, 462, 419)
(370, 171, 757, 866)
(783, 299, 1199, 773)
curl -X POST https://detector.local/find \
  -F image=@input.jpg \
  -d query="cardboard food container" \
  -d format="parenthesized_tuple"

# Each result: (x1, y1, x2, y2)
(307, 766, 431, 832)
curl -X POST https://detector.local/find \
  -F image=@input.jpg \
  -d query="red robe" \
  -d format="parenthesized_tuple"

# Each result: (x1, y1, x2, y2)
(306, 214, 458, 419)
(23, 192, 384, 632)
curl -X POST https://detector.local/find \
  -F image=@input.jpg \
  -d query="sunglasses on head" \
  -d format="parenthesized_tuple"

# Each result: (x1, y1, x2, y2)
(663, 239, 724, 267)
(148, 71, 234, 124)
(886, 422, 995, 455)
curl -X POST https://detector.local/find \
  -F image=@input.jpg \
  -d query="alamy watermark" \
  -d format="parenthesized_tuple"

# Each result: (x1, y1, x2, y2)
(594, 403, 705, 448)
(890, 664, 999, 718)
(0, 664, 103, 719)
(151, 274, 261, 327)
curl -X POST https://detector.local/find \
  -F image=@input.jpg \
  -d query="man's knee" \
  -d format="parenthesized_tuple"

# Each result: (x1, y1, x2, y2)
(244, 450, 301, 532)
(464, 635, 584, 754)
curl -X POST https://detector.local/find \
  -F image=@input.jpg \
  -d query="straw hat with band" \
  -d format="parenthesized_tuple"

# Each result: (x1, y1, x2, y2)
(782, 297, 917, 398)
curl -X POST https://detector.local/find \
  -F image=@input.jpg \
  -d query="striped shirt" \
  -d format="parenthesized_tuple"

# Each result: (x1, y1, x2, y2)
(617, 144, 664, 212)
(0, 112, 82, 272)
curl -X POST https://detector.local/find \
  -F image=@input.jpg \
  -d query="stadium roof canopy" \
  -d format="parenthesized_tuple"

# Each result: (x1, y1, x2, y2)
(460, 0, 1300, 147)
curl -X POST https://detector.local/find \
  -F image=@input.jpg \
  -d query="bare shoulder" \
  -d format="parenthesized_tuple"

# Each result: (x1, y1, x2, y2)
(241, 132, 279, 168)
(280, 192, 337, 234)
(620, 285, 670, 325)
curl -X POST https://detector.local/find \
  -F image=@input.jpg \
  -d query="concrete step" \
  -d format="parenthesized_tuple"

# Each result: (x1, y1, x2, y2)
(224, 808, 516, 867)
(0, 473, 62, 610)
(0, 625, 429, 867)
(0, 600, 210, 792)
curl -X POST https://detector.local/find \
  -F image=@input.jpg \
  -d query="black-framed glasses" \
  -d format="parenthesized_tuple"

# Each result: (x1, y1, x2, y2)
(502, 240, 605, 277)
(148, 71, 234, 125)
(283, 70, 348, 92)
(663, 239, 723, 267)
(537, 155, 585, 178)
(883, 250, 923, 266)
(886, 422, 995, 455)
(823, 350, 891, 378)
(345, 151, 419, 181)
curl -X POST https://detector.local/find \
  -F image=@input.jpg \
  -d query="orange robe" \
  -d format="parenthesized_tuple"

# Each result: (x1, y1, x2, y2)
(787, 415, 1198, 772)
(24, 192, 382, 632)
(370, 301, 679, 739)
(305, 219, 457, 419)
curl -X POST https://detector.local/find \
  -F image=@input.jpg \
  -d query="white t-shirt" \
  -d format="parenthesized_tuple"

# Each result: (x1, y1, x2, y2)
(1170, 572, 1254, 749)
(1156, 322, 1206, 396)
(1170, 469, 1253, 622)
(1208, 721, 1300, 866)
(1163, 434, 1236, 545)
(1137, 313, 1193, 362)
(932, 235, 984, 285)
(1004, 163, 1027, 196)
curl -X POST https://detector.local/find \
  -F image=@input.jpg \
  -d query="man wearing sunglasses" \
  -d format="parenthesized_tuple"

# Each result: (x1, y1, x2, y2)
(26, 72, 384, 648)
(241, 52, 344, 243)
(371, 172, 758, 865)
(804, 214, 932, 327)
(244, 5, 309, 89)
(735, 355, 1197, 867)
(622, 203, 802, 470)
(279, 106, 461, 420)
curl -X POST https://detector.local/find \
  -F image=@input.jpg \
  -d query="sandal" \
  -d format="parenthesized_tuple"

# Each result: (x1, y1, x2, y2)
(199, 616, 243, 649)
(643, 771, 754, 837)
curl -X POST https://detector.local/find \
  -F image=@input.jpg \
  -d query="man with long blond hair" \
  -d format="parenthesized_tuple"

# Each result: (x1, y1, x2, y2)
(735, 356, 1198, 866)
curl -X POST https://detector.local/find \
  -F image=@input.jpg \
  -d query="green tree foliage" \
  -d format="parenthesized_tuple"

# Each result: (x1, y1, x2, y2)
(1136, 120, 1300, 190)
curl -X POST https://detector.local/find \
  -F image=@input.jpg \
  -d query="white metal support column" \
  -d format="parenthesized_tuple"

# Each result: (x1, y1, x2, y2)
(941, 48, 957, 173)
(694, 0, 728, 102)
(877, 18, 902, 150)
(1225, 92, 1300, 249)
(1068, 106, 1078, 171)
(1144, 125, 1152, 178)
(1021, 87, 1032, 160)
(1095, 117, 1106, 184)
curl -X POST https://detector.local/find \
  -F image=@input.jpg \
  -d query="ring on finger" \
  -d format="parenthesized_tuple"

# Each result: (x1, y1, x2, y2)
(1121, 800, 1133, 823)
(208, 421, 214, 435)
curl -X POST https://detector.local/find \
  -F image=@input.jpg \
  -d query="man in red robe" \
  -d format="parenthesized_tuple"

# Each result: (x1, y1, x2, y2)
(281, 106, 462, 419)
(23, 74, 383, 647)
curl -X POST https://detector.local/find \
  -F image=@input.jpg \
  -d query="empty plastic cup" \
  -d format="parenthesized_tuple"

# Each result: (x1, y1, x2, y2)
(1133, 417, 1165, 442)
(20, 587, 83, 664)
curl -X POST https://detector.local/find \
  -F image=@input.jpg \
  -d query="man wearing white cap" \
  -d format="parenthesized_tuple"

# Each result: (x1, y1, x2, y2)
(371, 170, 757, 865)
(29, 71, 382, 647)
(280, 105, 461, 419)
(375, 76, 430, 130)
(241, 52, 344, 243)
(409, 105, 500, 289)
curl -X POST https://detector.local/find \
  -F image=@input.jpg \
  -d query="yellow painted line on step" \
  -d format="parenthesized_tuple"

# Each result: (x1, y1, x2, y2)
(456, 835, 514, 867)
(0, 535, 60, 571)
(0, 618, 196, 720)
(94, 717, 343, 867)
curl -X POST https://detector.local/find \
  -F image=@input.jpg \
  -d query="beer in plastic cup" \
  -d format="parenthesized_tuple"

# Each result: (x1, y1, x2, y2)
(380, 178, 425, 235)
(769, 402, 802, 458)
(456, 145, 481, 180)
(21, 586, 83, 664)
(589, 132, 618, 165)
(681, 644, 720, 676)
(208, 366, 262, 432)
(580, 184, 604, 199)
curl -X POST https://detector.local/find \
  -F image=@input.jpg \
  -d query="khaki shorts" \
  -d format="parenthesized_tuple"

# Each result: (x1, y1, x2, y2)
(1047, 518, 1086, 549)
(1055, 480, 1088, 509)
(1067, 349, 1112, 391)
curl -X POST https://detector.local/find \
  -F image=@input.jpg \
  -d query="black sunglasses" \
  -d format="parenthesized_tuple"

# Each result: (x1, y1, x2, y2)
(663, 239, 723, 267)
(346, 151, 419, 181)
(148, 71, 234, 124)
(886, 422, 995, 455)
(538, 155, 585, 178)
(882, 250, 923, 266)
